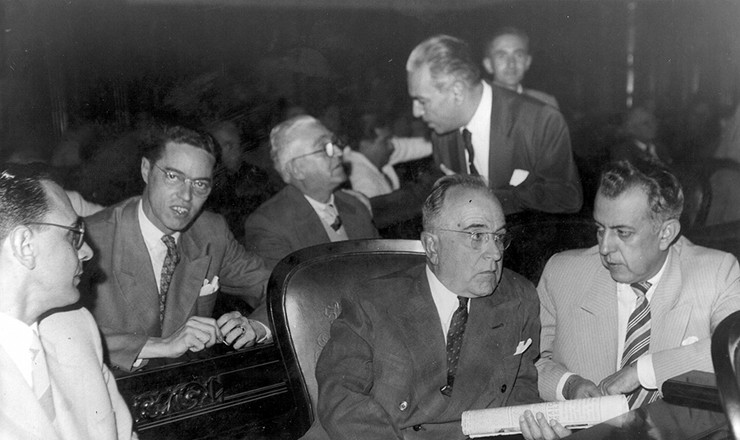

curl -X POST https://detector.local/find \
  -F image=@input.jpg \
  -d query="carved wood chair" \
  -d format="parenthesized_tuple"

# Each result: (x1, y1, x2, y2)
(711, 309, 740, 438)
(267, 239, 425, 438)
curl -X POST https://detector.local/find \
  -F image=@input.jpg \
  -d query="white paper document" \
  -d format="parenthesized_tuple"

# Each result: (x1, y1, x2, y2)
(461, 395, 629, 437)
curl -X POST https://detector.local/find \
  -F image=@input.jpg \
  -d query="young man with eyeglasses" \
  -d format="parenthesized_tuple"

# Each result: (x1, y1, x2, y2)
(243, 115, 378, 270)
(308, 174, 540, 440)
(80, 125, 272, 372)
(0, 164, 136, 439)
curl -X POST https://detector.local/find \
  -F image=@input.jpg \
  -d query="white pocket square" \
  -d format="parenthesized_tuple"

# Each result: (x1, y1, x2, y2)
(199, 276, 220, 297)
(509, 169, 530, 187)
(681, 336, 699, 346)
(514, 338, 532, 356)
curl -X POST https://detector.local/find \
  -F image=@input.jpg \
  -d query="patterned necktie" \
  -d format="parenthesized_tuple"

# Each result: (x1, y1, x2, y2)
(326, 203, 343, 231)
(622, 281, 659, 408)
(442, 296, 469, 396)
(462, 129, 480, 176)
(159, 235, 180, 326)
(30, 331, 55, 420)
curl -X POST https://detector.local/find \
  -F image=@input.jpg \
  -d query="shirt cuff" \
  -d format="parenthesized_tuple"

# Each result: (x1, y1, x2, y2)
(556, 372, 575, 400)
(636, 355, 658, 389)
(254, 321, 272, 344)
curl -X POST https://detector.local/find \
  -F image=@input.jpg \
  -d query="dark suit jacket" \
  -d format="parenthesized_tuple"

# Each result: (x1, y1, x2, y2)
(81, 197, 270, 371)
(433, 84, 582, 214)
(0, 309, 135, 440)
(243, 185, 379, 270)
(312, 264, 541, 440)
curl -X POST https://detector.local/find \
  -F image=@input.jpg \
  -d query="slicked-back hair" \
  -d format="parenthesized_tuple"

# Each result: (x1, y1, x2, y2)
(140, 125, 218, 164)
(599, 159, 684, 225)
(423, 174, 492, 231)
(269, 115, 322, 183)
(0, 163, 51, 242)
(407, 35, 481, 90)
(485, 26, 531, 54)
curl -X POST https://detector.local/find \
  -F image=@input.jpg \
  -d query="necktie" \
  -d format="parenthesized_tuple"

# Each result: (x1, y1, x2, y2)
(30, 331, 55, 420)
(622, 281, 659, 408)
(441, 296, 469, 396)
(462, 129, 479, 176)
(160, 235, 180, 326)
(328, 203, 343, 231)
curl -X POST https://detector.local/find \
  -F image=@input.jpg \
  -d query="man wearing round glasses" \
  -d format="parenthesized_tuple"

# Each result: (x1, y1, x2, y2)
(81, 125, 272, 372)
(0, 164, 135, 439)
(243, 115, 378, 270)
(313, 174, 540, 439)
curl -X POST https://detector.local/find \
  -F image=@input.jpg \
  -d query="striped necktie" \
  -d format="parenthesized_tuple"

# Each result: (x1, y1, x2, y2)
(622, 281, 659, 408)
(160, 235, 180, 326)
(441, 296, 469, 397)
(30, 331, 55, 420)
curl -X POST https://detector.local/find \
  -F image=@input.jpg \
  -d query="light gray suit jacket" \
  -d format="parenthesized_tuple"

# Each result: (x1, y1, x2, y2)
(0, 308, 135, 440)
(536, 237, 740, 401)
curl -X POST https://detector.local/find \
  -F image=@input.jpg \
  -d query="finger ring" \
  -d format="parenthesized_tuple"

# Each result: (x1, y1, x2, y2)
(236, 325, 246, 335)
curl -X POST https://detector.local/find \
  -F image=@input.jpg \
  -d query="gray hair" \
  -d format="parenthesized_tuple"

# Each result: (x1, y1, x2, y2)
(423, 174, 492, 231)
(406, 35, 481, 90)
(269, 115, 321, 183)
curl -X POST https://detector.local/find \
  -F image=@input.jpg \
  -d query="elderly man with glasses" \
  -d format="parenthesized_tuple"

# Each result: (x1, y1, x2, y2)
(304, 174, 540, 440)
(80, 125, 272, 372)
(243, 115, 378, 271)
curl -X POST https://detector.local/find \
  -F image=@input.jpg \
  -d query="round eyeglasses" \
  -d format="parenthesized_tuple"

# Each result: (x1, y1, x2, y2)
(290, 139, 343, 162)
(152, 163, 212, 197)
(438, 229, 512, 251)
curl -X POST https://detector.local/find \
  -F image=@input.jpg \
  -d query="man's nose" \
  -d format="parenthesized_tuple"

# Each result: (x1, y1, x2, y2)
(506, 55, 517, 68)
(482, 237, 504, 261)
(78, 241, 93, 262)
(177, 181, 193, 201)
(598, 231, 615, 255)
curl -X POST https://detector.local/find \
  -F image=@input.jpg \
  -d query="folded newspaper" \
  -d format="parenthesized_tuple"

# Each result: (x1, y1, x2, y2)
(461, 395, 629, 437)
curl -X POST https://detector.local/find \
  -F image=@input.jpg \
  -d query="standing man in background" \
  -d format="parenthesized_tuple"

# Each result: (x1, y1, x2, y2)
(482, 27, 559, 109)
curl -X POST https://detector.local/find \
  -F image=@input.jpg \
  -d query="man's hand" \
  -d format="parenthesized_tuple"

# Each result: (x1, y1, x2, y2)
(141, 316, 221, 359)
(520, 410, 572, 440)
(439, 163, 457, 176)
(598, 364, 640, 396)
(563, 375, 603, 400)
(217, 311, 269, 349)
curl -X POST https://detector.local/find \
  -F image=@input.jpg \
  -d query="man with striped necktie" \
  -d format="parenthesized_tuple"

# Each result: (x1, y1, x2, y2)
(521, 159, 740, 439)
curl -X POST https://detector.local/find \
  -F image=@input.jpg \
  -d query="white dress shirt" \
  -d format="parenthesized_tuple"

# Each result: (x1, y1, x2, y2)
(137, 200, 181, 292)
(0, 313, 37, 387)
(304, 193, 349, 241)
(462, 81, 493, 182)
(426, 266, 470, 339)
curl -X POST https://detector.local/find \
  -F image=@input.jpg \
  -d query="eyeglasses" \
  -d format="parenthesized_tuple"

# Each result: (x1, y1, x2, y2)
(438, 229, 512, 251)
(28, 218, 86, 250)
(290, 139, 343, 162)
(152, 163, 212, 197)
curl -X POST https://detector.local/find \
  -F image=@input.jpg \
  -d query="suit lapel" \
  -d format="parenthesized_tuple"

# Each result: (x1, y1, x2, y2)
(115, 200, 161, 335)
(650, 245, 690, 351)
(0, 347, 60, 440)
(285, 186, 330, 246)
(390, 271, 449, 419)
(580, 270, 619, 376)
(334, 192, 361, 239)
(432, 131, 467, 174)
(162, 228, 212, 336)
(488, 87, 516, 188)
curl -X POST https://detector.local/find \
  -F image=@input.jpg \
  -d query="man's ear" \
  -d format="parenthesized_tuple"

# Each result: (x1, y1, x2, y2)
(287, 160, 304, 181)
(9, 226, 37, 270)
(141, 157, 151, 184)
(421, 231, 439, 265)
(658, 218, 681, 251)
(451, 80, 466, 105)
(482, 57, 494, 75)
(523, 54, 533, 72)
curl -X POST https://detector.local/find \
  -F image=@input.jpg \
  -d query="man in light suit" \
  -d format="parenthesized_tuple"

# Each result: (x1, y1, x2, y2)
(243, 115, 378, 271)
(311, 175, 540, 439)
(407, 35, 582, 215)
(482, 27, 559, 110)
(0, 164, 135, 439)
(520, 159, 740, 439)
(82, 125, 271, 372)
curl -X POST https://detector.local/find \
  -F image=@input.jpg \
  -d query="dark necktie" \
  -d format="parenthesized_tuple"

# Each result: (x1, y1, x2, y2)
(441, 296, 469, 396)
(159, 235, 180, 326)
(328, 203, 343, 231)
(462, 129, 479, 176)
(622, 281, 659, 408)
(30, 331, 55, 420)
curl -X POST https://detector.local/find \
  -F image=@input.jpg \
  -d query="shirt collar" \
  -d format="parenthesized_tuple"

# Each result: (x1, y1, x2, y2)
(137, 199, 181, 246)
(304, 193, 336, 211)
(464, 80, 492, 136)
